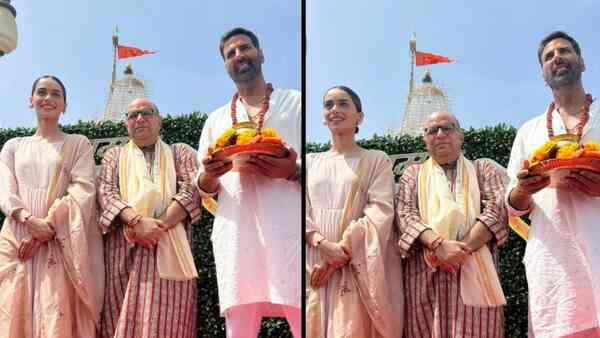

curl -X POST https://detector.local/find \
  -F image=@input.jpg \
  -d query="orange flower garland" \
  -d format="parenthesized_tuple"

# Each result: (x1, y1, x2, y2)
(546, 93, 593, 140)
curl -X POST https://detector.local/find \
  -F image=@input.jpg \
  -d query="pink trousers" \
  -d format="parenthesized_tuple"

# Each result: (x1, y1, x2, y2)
(225, 302, 301, 338)
(530, 326, 600, 338)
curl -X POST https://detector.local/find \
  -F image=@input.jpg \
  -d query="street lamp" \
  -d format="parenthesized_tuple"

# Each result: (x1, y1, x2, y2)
(0, 0, 17, 57)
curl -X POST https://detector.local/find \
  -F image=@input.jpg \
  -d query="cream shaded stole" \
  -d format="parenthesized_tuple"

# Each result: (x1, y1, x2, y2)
(418, 155, 505, 307)
(119, 140, 197, 280)
(0, 134, 105, 336)
(306, 155, 366, 338)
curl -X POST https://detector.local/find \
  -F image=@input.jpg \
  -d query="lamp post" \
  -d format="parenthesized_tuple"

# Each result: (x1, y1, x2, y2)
(0, 0, 17, 57)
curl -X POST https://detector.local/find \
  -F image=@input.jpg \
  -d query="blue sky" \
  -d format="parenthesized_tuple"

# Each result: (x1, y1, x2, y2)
(0, 1, 300, 128)
(307, 1, 600, 143)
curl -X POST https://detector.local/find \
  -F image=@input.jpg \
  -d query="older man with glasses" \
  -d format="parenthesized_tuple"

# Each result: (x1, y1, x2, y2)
(395, 111, 508, 337)
(97, 97, 202, 338)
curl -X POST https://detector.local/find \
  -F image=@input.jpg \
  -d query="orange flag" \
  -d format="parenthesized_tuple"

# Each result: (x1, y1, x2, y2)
(415, 51, 454, 66)
(117, 44, 157, 59)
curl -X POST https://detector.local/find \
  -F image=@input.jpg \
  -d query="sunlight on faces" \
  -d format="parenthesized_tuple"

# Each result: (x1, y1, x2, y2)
(223, 35, 264, 83)
(125, 98, 161, 146)
(423, 112, 463, 164)
(541, 38, 585, 89)
(30, 78, 66, 122)
(322, 88, 363, 136)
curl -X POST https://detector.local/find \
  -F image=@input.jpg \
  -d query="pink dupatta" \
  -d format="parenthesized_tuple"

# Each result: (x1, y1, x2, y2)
(0, 135, 104, 337)
(307, 150, 403, 338)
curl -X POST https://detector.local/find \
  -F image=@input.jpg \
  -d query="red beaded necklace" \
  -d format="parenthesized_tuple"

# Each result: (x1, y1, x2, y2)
(230, 83, 273, 133)
(546, 93, 593, 140)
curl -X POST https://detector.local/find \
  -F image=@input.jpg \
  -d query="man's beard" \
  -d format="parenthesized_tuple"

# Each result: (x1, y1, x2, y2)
(545, 61, 583, 89)
(230, 59, 261, 83)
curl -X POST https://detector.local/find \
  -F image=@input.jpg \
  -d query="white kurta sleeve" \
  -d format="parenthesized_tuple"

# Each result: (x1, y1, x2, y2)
(506, 123, 537, 215)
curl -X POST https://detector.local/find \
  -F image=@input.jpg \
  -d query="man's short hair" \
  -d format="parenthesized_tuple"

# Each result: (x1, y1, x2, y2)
(452, 116, 462, 131)
(219, 27, 260, 58)
(537, 31, 581, 65)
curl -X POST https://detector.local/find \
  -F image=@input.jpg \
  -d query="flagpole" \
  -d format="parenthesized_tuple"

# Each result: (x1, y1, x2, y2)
(406, 33, 416, 109)
(111, 26, 118, 88)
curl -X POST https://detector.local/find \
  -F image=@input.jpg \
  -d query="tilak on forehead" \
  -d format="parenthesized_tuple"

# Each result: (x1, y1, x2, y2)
(543, 39, 573, 54)
(227, 36, 251, 48)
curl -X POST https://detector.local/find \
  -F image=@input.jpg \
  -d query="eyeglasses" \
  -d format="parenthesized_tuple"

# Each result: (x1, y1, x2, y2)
(423, 123, 457, 136)
(126, 108, 157, 121)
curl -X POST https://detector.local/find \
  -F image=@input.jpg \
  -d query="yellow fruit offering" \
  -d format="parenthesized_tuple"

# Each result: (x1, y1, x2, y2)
(584, 141, 600, 152)
(235, 129, 258, 145)
(530, 140, 557, 163)
(529, 134, 583, 163)
(528, 135, 600, 175)
(216, 128, 236, 148)
(556, 143, 580, 159)
(528, 135, 600, 164)
(210, 121, 286, 156)
(260, 128, 280, 138)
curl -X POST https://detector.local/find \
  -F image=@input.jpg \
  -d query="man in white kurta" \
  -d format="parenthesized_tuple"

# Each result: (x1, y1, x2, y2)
(507, 31, 600, 338)
(195, 27, 301, 338)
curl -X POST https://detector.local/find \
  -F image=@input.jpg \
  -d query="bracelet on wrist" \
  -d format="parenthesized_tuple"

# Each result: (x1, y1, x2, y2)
(312, 233, 326, 248)
(16, 209, 33, 224)
(126, 214, 143, 228)
(430, 236, 444, 252)
(316, 237, 326, 248)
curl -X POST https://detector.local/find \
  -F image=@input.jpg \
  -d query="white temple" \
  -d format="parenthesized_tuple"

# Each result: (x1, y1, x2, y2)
(99, 28, 148, 122)
(396, 34, 452, 137)
(397, 70, 451, 136)
(101, 64, 146, 121)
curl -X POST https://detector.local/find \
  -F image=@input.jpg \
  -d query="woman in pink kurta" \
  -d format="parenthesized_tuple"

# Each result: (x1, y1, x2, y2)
(0, 76, 104, 338)
(306, 86, 403, 337)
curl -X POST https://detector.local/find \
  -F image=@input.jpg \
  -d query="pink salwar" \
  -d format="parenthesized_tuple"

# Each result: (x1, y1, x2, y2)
(225, 302, 301, 338)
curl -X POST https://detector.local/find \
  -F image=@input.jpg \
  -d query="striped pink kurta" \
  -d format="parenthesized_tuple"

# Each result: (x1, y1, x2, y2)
(396, 159, 508, 338)
(98, 143, 202, 338)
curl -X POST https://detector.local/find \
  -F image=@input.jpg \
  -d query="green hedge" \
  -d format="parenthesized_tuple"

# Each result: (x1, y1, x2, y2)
(307, 124, 528, 337)
(0, 113, 292, 338)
